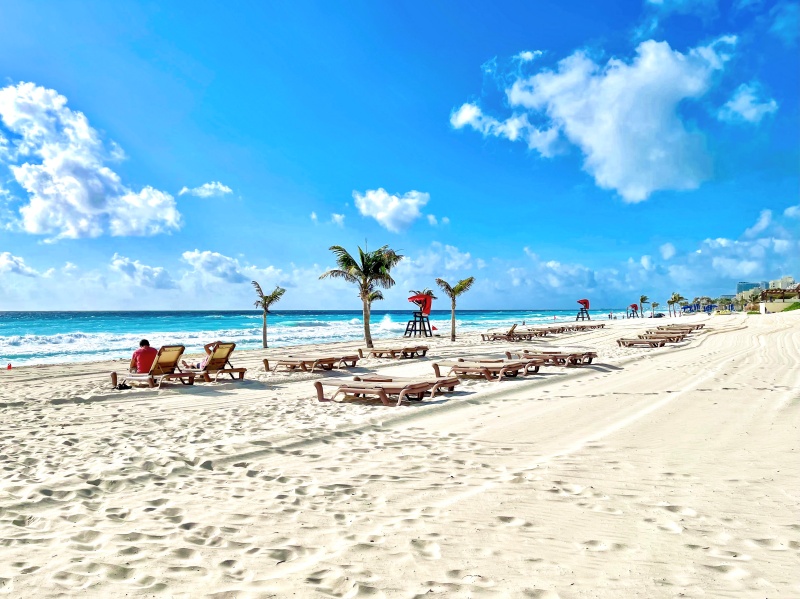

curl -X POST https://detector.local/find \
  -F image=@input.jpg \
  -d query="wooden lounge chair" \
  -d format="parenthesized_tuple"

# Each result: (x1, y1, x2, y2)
(313, 378, 435, 407)
(464, 356, 546, 374)
(185, 342, 247, 382)
(122, 345, 195, 388)
(510, 328, 550, 340)
(616, 338, 666, 348)
(354, 374, 460, 394)
(264, 354, 360, 373)
(639, 333, 686, 343)
(505, 350, 596, 366)
(357, 345, 429, 359)
(480, 324, 517, 342)
(431, 359, 530, 381)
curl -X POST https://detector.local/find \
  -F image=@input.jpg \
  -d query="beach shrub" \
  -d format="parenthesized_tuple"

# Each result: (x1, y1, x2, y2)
(782, 302, 800, 312)
(746, 311, 760, 315)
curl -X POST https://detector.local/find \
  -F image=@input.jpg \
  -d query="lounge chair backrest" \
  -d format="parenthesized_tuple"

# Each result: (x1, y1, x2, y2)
(507, 324, 517, 335)
(150, 345, 185, 375)
(202, 342, 236, 371)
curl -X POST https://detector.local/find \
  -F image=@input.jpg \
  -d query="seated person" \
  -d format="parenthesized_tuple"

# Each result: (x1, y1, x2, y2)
(110, 339, 158, 387)
(182, 341, 221, 370)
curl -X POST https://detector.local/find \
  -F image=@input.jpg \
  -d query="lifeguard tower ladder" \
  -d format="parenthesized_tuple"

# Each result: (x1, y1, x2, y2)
(404, 293, 433, 337)
(576, 298, 591, 321)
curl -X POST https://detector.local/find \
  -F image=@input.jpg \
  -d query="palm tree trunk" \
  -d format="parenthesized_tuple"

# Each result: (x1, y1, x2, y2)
(362, 298, 373, 348)
(450, 299, 456, 342)
(262, 310, 267, 348)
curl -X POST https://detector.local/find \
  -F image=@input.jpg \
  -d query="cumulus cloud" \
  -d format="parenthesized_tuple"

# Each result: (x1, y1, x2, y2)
(453, 37, 738, 202)
(784, 204, 800, 219)
(516, 50, 543, 62)
(178, 181, 233, 198)
(744, 209, 772, 237)
(718, 83, 778, 124)
(353, 188, 429, 232)
(659, 242, 677, 260)
(110, 253, 177, 289)
(0, 82, 181, 241)
(310, 211, 318, 223)
(0, 251, 38, 276)
(331, 213, 345, 227)
(181, 249, 248, 284)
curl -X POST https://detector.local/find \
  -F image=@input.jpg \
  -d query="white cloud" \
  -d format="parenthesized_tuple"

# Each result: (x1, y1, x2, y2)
(640, 255, 653, 270)
(178, 181, 233, 198)
(659, 242, 676, 260)
(455, 37, 738, 202)
(310, 211, 318, 223)
(330, 213, 345, 227)
(744, 209, 772, 237)
(784, 204, 800, 219)
(0, 251, 38, 276)
(450, 103, 559, 156)
(0, 82, 181, 240)
(427, 214, 450, 226)
(718, 83, 778, 124)
(516, 50, 543, 62)
(353, 188, 429, 233)
(181, 249, 248, 284)
(427, 214, 437, 226)
(110, 253, 177, 289)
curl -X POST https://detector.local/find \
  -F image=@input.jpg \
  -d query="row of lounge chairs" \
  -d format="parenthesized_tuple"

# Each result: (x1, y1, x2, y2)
(617, 323, 704, 348)
(480, 323, 605, 342)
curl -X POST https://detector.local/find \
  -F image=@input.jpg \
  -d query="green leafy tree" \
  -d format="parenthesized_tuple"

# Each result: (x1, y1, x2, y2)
(651, 301, 660, 317)
(409, 288, 438, 299)
(435, 277, 476, 342)
(252, 281, 286, 348)
(319, 244, 404, 348)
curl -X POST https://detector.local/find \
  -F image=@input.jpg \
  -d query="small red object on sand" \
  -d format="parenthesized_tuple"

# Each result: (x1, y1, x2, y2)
(6, 363, 11, 370)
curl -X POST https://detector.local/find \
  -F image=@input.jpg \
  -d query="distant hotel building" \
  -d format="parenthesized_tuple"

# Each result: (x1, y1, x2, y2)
(736, 281, 761, 294)
(769, 275, 796, 290)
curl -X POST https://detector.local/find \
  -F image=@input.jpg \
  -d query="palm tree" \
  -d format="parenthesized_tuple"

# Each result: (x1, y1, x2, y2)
(667, 298, 675, 317)
(639, 294, 649, 318)
(319, 244, 404, 348)
(435, 277, 476, 342)
(651, 301, 660, 317)
(367, 288, 384, 306)
(252, 281, 286, 348)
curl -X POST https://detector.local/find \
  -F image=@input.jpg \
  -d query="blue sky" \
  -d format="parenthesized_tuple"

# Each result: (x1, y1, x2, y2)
(0, 0, 797, 310)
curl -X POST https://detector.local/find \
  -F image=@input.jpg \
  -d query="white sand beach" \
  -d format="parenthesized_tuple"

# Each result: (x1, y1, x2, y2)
(0, 312, 797, 598)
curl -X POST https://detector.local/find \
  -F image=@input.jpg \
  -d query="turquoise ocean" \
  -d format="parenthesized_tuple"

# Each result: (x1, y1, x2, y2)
(0, 309, 618, 366)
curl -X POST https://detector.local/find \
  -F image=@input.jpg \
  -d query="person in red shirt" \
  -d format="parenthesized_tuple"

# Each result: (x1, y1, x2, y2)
(111, 339, 158, 387)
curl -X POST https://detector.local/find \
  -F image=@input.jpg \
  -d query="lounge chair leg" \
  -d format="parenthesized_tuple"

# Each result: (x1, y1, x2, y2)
(263, 359, 270, 371)
(432, 364, 442, 377)
(313, 382, 331, 402)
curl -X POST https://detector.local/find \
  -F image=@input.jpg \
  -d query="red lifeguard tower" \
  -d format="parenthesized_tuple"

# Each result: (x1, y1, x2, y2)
(576, 299, 591, 321)
(404, 293, 434, 337)
(627, 303, 639, 318)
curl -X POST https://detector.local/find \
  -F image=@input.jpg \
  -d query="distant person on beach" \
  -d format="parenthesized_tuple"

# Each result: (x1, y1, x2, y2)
(110, 339, 158, 387)
(182, 341, 220, 370)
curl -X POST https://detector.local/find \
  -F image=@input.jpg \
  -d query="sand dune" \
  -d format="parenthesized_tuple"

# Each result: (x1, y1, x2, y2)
(0, 312, 797, 597)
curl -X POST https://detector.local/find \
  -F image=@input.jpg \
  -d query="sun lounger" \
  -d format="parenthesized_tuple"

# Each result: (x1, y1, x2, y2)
(313, 378, 435, 406)
(639, 333, 686, 343)
(465, 356, 546, 373)
(431, 359, 531, 381)
(510, 328, 550, 340)
(505, 350, 597, 366)
(357, 345, 429, 359)
(121, 345, 195, 388)
(480, 324, 518, 342)
(184, 342, 247, 382)
(616, 338, 666, 348)
(354, 374, 460, 394)
(264, 354, 360, 373)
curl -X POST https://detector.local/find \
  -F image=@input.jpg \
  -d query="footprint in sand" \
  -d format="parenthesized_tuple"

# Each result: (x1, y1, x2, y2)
(410, 539, 441, 559)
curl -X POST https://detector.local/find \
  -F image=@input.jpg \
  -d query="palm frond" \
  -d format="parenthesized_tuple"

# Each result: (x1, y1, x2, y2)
(263, 286, 286, 310)
(252, 280, 265, 297)
(453, 277, 475, 295)
(319, 269, 360, 285)
(435, 278, 454, 298)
